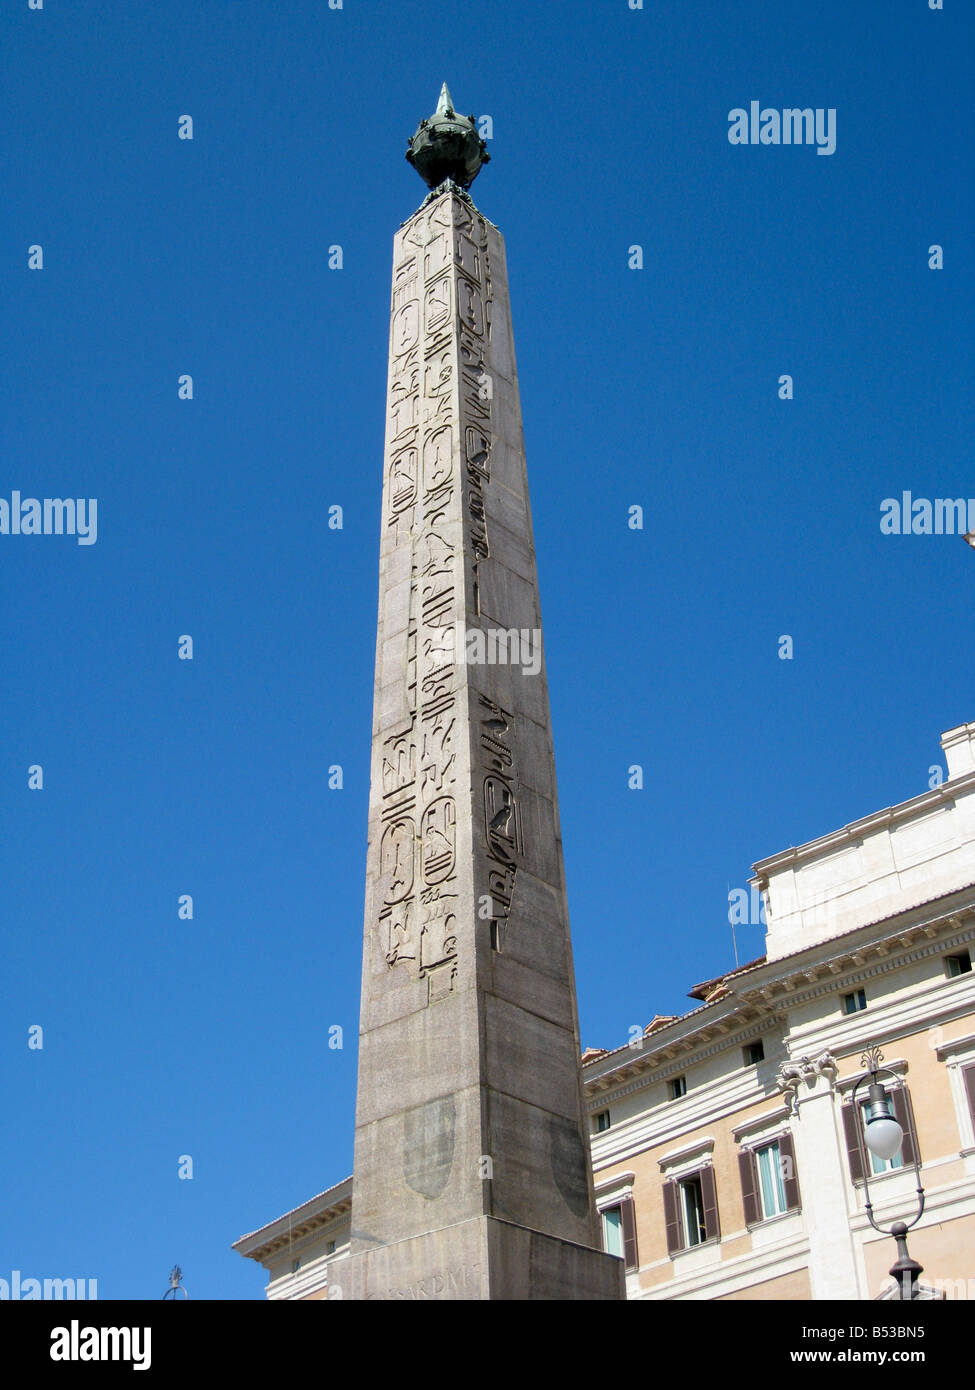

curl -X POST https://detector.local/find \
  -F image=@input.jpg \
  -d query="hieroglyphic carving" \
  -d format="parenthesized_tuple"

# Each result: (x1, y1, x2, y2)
(374, 189, 487, 1003)
(380, 818, 414, 904)
(374, 188, 503, 997)
(456, 212, 493, 618)
(421, 796, 456, 885)
(477, 696, 523, 948)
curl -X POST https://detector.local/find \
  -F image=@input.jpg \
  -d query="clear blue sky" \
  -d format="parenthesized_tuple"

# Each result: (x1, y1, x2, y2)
(2, 0, 971, 1299)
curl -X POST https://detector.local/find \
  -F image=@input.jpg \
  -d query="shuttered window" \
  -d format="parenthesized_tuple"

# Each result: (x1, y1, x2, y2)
(619, 1194, 639, 1271)
(738, 1134, 801, 1224)
(663, 1179, 682, 1256)
(601, 1206, 623, 1258)
(738, 1150, 760, 1225)
(699, 1164, 720, 1242)
(779, 1131, 801, 1211)
(600, 1196, 639, 1271)
(841, 1085, 921, 1181)
(662, 1167, 720, 1254)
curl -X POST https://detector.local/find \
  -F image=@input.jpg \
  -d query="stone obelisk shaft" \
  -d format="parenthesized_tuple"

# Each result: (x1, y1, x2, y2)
(338, 184, 623, 1300)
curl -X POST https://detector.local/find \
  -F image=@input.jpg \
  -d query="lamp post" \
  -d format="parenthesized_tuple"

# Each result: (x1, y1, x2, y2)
(162, 1265, 189, 1300)
(851, 1046, 926, 1299)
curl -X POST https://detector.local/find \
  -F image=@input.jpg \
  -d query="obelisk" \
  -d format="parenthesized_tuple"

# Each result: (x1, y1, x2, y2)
(336, 86, 624, 1300)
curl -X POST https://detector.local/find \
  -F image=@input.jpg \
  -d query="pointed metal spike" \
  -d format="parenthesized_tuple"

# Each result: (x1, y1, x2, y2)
(437, 82, 454, 114)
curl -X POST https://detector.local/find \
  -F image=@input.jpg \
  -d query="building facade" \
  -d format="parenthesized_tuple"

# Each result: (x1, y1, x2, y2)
(235, 720, 975, 1300)
(586, 720, 975, 1300)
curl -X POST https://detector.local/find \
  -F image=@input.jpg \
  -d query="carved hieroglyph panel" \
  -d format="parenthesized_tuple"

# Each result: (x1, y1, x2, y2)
(372, 190, 494, 1003)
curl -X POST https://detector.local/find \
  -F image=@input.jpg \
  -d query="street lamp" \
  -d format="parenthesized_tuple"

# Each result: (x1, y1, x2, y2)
(851, 1046, 926, 1299)
(162, 1265, 189, 1300)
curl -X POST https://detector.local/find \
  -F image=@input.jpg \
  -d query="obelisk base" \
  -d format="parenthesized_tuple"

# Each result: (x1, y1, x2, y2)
(332, 1216, 625, 1301)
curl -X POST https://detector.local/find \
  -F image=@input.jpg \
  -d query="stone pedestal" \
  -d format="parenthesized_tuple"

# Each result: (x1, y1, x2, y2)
(334, 1217, 624, 1301)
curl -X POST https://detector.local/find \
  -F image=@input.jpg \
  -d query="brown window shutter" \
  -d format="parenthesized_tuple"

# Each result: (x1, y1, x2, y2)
(842, 1100, 865, 1183)
(778, 1131, 801, 1211)
(891, 1086, 920, 1168)
(964, 1064, 975, 1129)
(619, 1193, 639, 1271)
(840, 1100, 862, 1178)
(738, 1149, 760, 1225)
(662, 1179, 682, 1256)
(700, 1164, 720, 1242)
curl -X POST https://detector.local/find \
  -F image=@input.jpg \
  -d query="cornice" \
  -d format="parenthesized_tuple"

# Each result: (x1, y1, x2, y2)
(234, 1182, 354, 1264)
(750, 772, 975, 884)
(594, 1170, 636, 1198)
(585, 1012, 782, 1104)
(787, 964, 975, 1061)
(584, 898, 975, 1101)
(732, 1105, 792, 1143)
(935, 1031, 975, 1061)
(658, 1136, 716, 1171)
(733, 911, 975, 1014)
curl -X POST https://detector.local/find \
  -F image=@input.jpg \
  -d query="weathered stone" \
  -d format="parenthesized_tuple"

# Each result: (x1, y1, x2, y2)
(346, 152, 623, 1299)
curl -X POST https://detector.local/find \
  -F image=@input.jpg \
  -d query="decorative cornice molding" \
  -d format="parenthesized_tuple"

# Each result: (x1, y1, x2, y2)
(657, 1136, 716, 1172)
(585, 902, 975, 1100)
(737, 916, 975, 1013)
(751, 776, 975, 883)
(593, 1171, 636, 1202)
(237, 1196, 353, 1264)
(732, 1105, 792, 1143)
(935, 1030, 975, 1061)
(585, 1014, 782, 1105)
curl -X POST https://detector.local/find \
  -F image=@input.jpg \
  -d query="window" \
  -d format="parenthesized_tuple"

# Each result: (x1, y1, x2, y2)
(744, 1040, 765, 1066)
(843, 988, 867, 1015)
(680, 1176, 707, 1246)
(601, 1206, 623, 1257)
(963, 1063, 975, 1131)
(594, 1110, 611, 1133)
(945, 952, 972, 979)
(325, 1240, 336, 1256)
(599, 1196, 639, 1270)
(663, 1167, 719, 1254)
(668, 1075, 687, 1100)
(738, 1133, 800, 1224)
(841, 1086, 919, 1184)
(756, 1143, 787, 1217)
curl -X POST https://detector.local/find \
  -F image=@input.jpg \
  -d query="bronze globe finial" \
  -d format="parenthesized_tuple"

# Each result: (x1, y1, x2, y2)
(405, 82, 490, 191)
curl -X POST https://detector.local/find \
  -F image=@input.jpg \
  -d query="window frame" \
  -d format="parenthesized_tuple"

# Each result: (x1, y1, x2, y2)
(842, 987, 867, 1016)
(597, 1195, 639, 1271)
(945, 951, 972, 979)
(738, 1130, 801, 1226)
(663, 1164, 720, 1255)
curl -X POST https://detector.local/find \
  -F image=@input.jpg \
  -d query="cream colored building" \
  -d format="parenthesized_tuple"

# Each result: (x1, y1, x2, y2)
(235, 721, 975, 1300)
(587, 719, 975, 1300)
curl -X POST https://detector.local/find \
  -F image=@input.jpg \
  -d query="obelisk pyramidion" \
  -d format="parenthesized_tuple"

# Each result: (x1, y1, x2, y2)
(336, 86, 624, 1301)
